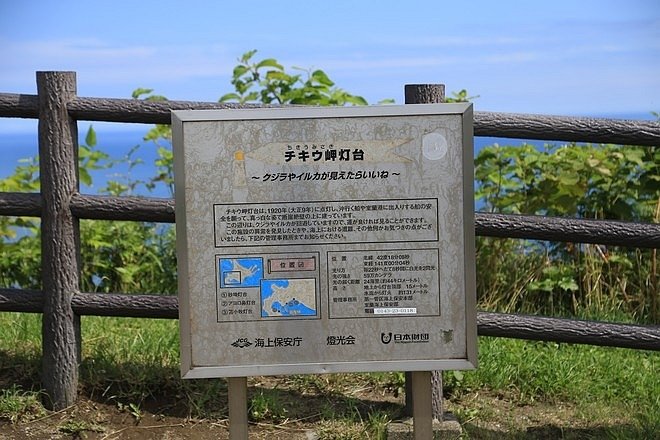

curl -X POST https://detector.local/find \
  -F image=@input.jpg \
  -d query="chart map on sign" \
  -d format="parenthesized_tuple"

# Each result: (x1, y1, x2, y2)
(217, 254, 320, 322)
(219, 257, 263, 287)
(261, 279, 317, 317)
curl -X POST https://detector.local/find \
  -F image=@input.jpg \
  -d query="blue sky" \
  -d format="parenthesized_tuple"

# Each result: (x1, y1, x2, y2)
(1, 0, 659, 133)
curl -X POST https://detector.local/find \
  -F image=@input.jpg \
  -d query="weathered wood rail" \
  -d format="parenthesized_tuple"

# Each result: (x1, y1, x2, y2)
(2, 288, 657, 351)
(1, 194, 658, 247)
(3, 92, 660, 146)
(0, 72, 659, 410)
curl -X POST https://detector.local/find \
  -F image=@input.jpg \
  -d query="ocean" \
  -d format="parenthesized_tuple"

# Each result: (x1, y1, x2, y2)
(0, 126, 172, 198)
(1, 112, 653, 198)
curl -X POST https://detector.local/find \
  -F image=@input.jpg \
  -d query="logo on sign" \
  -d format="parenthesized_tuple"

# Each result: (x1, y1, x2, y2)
(231, 338, 252, 348)
(380, 332, 429, 344)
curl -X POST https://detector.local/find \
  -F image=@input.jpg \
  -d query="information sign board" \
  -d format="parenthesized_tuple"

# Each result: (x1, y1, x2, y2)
(173, 104, 477, 378)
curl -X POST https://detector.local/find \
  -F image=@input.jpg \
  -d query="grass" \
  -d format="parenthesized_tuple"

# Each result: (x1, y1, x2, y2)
(445, 337, 659, 406)
(249, 390, 288, 423)
(0, 385, 45, 424)
(444, 337, 659, 438)
(58, 419, 105, 436)
(0, 312, 658, 438)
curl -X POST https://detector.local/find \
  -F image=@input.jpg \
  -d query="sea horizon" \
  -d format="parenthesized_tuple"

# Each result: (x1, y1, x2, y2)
(1, 110, 655, 198)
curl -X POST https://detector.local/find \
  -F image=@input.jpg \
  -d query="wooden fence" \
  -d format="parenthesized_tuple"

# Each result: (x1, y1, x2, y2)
(0, 72, 659, 410)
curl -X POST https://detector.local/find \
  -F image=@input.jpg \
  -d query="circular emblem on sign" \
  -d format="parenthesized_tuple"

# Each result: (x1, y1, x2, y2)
(422, 132, 448, 161)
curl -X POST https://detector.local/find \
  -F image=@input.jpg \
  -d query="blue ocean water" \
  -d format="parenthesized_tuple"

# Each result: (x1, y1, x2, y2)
(1, 112, 652, 198)
(0, 126, 171, 197)
(0, 129, 516, 190)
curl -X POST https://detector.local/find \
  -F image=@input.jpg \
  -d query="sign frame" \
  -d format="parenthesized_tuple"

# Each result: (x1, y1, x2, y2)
(173, 104, 477, 379)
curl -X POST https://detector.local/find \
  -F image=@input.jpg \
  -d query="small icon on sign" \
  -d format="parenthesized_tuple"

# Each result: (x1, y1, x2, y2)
(224, 270, 242, 285)
(231, 338, 252, 348)
(380, 332, 392, 344)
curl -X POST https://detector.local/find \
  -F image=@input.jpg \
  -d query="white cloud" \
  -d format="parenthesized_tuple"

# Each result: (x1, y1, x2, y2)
(312, 56, 466, 71)
(370, 35, 525, 49)
(0, 38, 236, 93)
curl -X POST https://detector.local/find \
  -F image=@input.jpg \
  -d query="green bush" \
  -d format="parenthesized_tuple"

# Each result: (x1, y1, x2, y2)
(1, 50, 657, 323)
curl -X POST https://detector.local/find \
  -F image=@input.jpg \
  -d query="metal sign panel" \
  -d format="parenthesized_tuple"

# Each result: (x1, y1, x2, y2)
(172, 104, 476, 378)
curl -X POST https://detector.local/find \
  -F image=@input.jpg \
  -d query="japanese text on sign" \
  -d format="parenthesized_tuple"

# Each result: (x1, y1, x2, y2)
(327, 248, 440, 319)
(214, 198, 439, 247)
(284, 146, 365, 162)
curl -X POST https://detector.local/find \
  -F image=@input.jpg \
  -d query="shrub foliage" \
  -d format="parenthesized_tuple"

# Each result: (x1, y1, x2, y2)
(1, 50, 658, 324)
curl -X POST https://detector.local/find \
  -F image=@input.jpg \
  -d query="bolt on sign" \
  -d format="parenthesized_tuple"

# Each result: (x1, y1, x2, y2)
(172, 104, 477, 378)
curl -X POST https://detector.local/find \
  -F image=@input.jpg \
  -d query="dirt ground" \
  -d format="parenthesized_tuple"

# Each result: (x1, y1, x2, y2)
(0, 384, 642, 440)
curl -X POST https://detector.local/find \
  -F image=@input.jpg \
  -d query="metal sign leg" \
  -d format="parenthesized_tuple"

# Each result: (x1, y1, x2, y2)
(228, 376, 248, 439)
(411, 371, 433, 439)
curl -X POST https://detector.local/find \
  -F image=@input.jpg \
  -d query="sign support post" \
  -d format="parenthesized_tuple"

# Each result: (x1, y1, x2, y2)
(411, 370, 433, 439)
(228, 377, 248, 439)
(404, 83, 447, 427)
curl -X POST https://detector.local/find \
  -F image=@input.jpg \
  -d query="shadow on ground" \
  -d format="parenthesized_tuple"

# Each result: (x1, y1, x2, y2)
(2, 351, 656, 439)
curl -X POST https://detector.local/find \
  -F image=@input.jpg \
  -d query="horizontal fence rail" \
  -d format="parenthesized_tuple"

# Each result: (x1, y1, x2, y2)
(1, 288, 658, 351)
(1, 193, 659, 248)
(1, 92, 660, 146)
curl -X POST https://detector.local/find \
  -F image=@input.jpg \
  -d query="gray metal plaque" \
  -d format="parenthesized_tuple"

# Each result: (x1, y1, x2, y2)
(173, 104, 477, 378)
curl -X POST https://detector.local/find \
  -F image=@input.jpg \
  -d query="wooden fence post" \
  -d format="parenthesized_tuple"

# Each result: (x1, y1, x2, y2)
(404, 83, 445, 421)
(37, 71, 81, 410)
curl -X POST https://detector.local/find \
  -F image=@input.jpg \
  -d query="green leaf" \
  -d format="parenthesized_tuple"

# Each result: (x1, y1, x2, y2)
(623, 149, 645, 166)
(79, 167, 92, 186)
(265, 70, 292, 82)
(219, 92, 241, 102)
(240, 49, 258, 63)
(595, 166, 612, 177)
(85, 126, 97, 148)
(557, 278, 579, 292)
(244, 92, 259, 102)
(587, 158, 600, 168)
(607, 254, 634, 268)
(256, 58, 283, 70)
(311, 69, 334, 87)
(131, 88, 153, 99)
(344, 95, 368, 106)
(528, 279, 554, 293)
(144, 94, 167, 102)
(234, 79, 249, 94)
(558, 174, 579, 187)
(232, 65, 248, 78)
